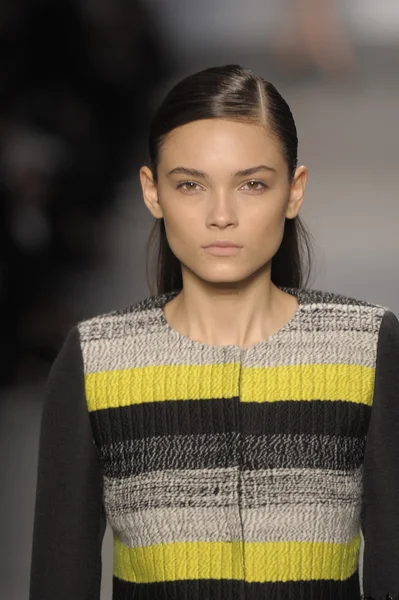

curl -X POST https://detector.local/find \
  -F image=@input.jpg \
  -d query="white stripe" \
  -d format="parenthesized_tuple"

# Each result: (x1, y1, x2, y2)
(108, 503, 361, 548)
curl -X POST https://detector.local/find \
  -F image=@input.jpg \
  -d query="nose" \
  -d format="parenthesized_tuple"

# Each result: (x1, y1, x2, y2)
(206, 189, 238, 228)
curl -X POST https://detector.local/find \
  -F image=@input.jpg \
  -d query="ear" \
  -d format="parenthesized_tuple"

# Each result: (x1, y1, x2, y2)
(286, 166, 308, 219)
(140, 166, 164, 219)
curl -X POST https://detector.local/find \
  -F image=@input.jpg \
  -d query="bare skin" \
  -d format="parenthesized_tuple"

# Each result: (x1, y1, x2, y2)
(140, 118, 308, 349)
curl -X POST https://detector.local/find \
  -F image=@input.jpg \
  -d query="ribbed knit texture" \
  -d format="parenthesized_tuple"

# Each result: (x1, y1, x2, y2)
(77, 285, 388, 600)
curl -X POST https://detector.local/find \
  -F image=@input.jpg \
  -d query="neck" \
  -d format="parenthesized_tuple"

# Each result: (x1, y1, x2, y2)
(163, 278, 297, 349)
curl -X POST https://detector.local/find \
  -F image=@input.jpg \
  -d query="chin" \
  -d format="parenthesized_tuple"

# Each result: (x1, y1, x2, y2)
(198, 270, 250, 285)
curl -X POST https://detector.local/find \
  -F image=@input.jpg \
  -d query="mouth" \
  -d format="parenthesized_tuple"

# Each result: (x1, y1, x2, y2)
(202, 242, 241, 249)
(203, 246, 241, 256)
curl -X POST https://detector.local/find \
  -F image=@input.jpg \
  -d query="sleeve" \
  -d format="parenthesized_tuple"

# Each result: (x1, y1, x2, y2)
(361, 309, 399, 599)
(29, 325, 107, 600)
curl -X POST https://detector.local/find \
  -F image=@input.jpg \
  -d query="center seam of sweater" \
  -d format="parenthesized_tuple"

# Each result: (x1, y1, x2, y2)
(237, 351, 247, 598)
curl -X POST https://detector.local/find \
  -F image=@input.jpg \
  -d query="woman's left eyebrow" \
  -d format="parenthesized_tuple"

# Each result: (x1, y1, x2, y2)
(234, 165, 276, 177)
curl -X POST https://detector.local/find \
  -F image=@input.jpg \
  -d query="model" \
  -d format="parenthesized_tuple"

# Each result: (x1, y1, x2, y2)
(29, 64, 399, 600)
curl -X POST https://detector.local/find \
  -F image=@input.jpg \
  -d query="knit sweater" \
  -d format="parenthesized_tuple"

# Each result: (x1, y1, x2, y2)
(29, 285, 399, 600)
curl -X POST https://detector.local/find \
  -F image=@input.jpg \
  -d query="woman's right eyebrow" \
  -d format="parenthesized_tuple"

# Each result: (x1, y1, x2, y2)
(167, 167, 206, 178)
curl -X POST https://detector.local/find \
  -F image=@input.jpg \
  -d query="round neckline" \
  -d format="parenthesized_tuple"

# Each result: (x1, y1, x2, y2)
(156, 285, 304, 353)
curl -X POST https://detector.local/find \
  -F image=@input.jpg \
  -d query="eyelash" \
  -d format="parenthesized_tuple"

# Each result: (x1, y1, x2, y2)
(176, 180, 268, 193)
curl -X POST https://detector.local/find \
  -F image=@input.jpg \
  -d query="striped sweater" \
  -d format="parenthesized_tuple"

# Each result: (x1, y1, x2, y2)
(29, 285, 399, 600)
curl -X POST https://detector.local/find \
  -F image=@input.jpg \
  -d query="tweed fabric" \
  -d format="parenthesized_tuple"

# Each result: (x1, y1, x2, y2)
(77, 285, 390, 599)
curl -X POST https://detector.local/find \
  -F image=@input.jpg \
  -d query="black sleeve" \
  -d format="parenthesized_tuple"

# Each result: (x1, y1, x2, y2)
(29, 326, 107, 600)
(361, 310, 399, 598)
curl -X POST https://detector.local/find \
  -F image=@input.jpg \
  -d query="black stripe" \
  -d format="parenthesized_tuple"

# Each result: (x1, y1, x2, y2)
(113, 571, 361, 599)
(97, 430, 365, 478)
(90, 398, 370, 446)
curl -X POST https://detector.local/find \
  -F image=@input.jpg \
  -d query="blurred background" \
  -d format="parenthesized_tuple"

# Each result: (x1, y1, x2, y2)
(0, 0, 398, 598)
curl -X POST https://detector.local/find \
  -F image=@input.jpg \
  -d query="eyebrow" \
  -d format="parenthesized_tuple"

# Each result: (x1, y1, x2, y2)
(167, 164, 276, 178)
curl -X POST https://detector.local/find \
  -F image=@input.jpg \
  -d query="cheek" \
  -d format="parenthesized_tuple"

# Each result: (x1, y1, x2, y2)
(162, 209, 200, 251)
(249, 201, 287, 234)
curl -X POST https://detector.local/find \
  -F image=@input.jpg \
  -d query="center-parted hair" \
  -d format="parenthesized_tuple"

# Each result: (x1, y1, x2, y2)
(145, 64, 315, 295)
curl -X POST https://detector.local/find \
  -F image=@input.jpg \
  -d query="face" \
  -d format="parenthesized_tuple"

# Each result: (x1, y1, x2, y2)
(140, 118, 307, 288)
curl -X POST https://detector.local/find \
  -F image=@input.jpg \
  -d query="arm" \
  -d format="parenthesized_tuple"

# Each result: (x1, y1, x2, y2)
(361, 309, 399, 598)
(29, 326, 107, 600)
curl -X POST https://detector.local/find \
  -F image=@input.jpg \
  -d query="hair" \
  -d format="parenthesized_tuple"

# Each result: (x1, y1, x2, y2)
(144, 64, 315, 296)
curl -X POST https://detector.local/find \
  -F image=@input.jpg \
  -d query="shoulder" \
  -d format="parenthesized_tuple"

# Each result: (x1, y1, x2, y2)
(296, 286, 392, 336)
(76, 292, 170, 343)
(75, 285, 397, 341)
(299, 286, 387, 311)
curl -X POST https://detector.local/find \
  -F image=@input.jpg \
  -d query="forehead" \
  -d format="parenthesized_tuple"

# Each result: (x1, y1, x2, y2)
(159, 119, 284, 171)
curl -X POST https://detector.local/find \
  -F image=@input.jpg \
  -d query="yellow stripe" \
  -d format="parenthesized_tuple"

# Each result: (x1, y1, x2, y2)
(85, 363, 374, 412)
(113, 535, 360, 583)
(241, 363, 374, 405)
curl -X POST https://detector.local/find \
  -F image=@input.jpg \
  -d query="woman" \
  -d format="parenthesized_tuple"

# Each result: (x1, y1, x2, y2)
(29, 65, 399, 600)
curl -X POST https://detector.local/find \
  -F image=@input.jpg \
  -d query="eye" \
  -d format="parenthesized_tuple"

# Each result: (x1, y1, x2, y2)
(240, 180, 267, 192)
(176, 181, 203, 193)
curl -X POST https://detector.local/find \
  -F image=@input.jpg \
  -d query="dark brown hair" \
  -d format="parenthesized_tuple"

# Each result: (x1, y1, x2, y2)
(144, 64, 315, 295)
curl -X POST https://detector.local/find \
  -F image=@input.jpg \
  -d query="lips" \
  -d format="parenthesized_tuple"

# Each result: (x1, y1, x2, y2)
(203, 245, 241, 256)
(203, 242, 241, 248)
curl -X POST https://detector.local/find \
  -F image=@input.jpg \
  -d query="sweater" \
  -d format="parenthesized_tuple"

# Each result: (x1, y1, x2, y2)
(29, 285, 399, 600)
